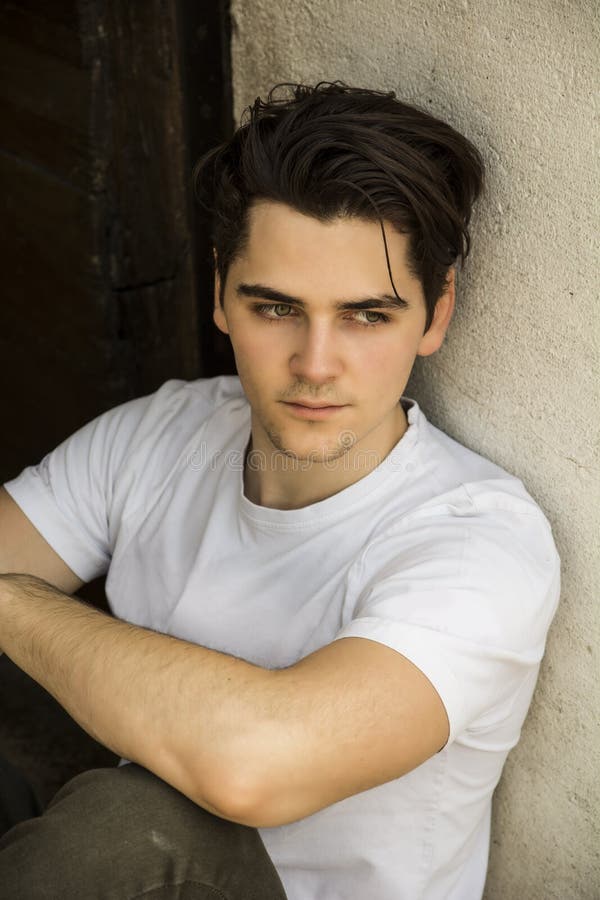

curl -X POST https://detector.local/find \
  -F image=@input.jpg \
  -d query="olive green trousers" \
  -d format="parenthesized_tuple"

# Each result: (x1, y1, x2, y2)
(0, 754, 287, 899)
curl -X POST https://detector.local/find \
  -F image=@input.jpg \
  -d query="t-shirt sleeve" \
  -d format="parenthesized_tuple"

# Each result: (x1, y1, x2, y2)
(3, 394, 155, 583)
(333, 499, 561, 743)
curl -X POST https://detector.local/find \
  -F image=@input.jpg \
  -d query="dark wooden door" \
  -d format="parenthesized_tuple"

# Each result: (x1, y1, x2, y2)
(0, 0, 234, 485)
(0, 0, 234, 801)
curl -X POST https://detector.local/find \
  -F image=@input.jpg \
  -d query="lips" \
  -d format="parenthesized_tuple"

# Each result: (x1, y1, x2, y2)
(283, 400, 346, 409)
(287, 403, 343, 409)
(281, 401, 347, 420)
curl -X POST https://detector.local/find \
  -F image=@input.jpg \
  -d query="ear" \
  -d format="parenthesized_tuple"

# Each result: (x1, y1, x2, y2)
(417, 267, 456, 357)
(212, 250, 229, 335)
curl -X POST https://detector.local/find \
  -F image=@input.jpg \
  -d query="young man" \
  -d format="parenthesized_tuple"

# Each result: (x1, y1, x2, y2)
(0, 82, 559, 899)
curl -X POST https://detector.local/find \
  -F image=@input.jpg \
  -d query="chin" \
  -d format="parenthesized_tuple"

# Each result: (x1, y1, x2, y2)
(276, 433, 354, 464)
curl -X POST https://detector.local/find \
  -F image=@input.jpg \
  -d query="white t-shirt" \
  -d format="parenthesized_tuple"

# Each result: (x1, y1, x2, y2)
(4, 376, 560, 900)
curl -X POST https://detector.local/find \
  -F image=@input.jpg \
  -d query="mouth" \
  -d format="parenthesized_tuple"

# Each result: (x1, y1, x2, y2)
(281, 401, 348, 420)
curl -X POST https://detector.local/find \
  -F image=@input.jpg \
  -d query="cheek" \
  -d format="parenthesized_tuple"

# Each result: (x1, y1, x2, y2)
(232, 330, 278, 365)
(228, 327, 283, 389)
(355, 332, 419, 380)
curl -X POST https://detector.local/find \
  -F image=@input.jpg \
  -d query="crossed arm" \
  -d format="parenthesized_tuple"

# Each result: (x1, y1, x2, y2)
(0, 487, 449, 828)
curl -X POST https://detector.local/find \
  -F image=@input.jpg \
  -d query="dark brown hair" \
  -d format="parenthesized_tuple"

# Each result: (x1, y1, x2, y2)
(193, 81, 485, 330)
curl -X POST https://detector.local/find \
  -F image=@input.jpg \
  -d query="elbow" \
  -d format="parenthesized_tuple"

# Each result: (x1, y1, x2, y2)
(214, 786, 291, 829)
(191, 747, 299, 828)
(144, 742, 265, 825)
(195, 764, 269, 827)
(183, 710, 305, 827)
(209, 763, 311, 828)
(211, 771, 261, 828)
(177, 736, 271, 826)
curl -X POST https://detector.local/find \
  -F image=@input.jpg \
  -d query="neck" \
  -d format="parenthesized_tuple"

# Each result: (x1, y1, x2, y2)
(243, 403, 408, 510)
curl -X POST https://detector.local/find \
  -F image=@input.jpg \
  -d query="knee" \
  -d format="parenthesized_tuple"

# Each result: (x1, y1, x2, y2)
(0, 764, 283, 900)
(48, 763, 234, 858)
(0, 764, 208, 897)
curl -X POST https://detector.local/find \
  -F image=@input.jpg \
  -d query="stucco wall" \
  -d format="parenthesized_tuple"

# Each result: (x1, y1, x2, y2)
(230, 1, 599, 896)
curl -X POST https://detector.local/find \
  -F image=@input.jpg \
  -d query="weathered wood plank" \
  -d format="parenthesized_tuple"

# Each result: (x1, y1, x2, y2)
(0, 31, 103, 191)
(102, 1, 193, 287)
(1, 0, 202, 481)
(0, 0, 80, 30)
(177, 0, 236, 377)
(112, 267, 199, 397)
(0, 336, 120, 483)
(0, 3, 83, 67)
(101, 0, 200, 379)
(0, 153, 106, 339)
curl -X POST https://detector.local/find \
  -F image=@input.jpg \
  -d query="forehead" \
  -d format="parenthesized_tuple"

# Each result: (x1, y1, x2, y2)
(233, 200, 422, 301)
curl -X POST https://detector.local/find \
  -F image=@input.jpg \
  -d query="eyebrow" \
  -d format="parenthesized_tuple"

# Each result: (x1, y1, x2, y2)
(235, 282, 410, 312)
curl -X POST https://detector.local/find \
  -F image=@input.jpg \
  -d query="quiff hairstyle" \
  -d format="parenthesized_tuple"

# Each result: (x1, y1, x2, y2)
(193, 81, 485, 331)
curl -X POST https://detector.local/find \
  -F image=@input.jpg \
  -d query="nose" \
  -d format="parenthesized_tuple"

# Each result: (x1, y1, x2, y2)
(288, 320, 343, 385)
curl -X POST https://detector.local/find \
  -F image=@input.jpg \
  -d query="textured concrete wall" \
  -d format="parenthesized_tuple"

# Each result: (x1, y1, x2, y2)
(230, 1, 599, 896)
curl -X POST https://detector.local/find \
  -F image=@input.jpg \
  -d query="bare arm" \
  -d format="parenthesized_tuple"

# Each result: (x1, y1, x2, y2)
(0, 573, 269, 819)
(0, 570, 448, 828)
(0, 486, 83, 593)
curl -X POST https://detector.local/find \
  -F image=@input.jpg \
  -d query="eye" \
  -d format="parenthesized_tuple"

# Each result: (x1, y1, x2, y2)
(272, 303, 293, 317)
(254, 303, 295, 319)
(353, 310, 392, 326)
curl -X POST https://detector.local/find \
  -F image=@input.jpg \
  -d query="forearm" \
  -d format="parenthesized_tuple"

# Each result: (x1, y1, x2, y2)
(0, 573, 275, 819)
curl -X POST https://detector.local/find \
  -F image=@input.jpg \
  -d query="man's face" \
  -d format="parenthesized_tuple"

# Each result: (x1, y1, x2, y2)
(214, 200, 453, 464)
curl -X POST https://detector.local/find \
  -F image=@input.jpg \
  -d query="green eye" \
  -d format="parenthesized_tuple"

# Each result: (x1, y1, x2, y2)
(354, 310, 390, 326)
(253, 302, 295, 320)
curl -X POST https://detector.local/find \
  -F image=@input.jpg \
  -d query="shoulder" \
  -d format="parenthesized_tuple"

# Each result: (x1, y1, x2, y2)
(339, 402, 561, 741)
(101, 375, 247, 510)
(106, 375, 246, 459)
(352, 475, 560, 653)
(403, 397, 518, 493)
(351, 401, 560, 647)
(342, 475, 560, 740)
(131, 375, 246, 432)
